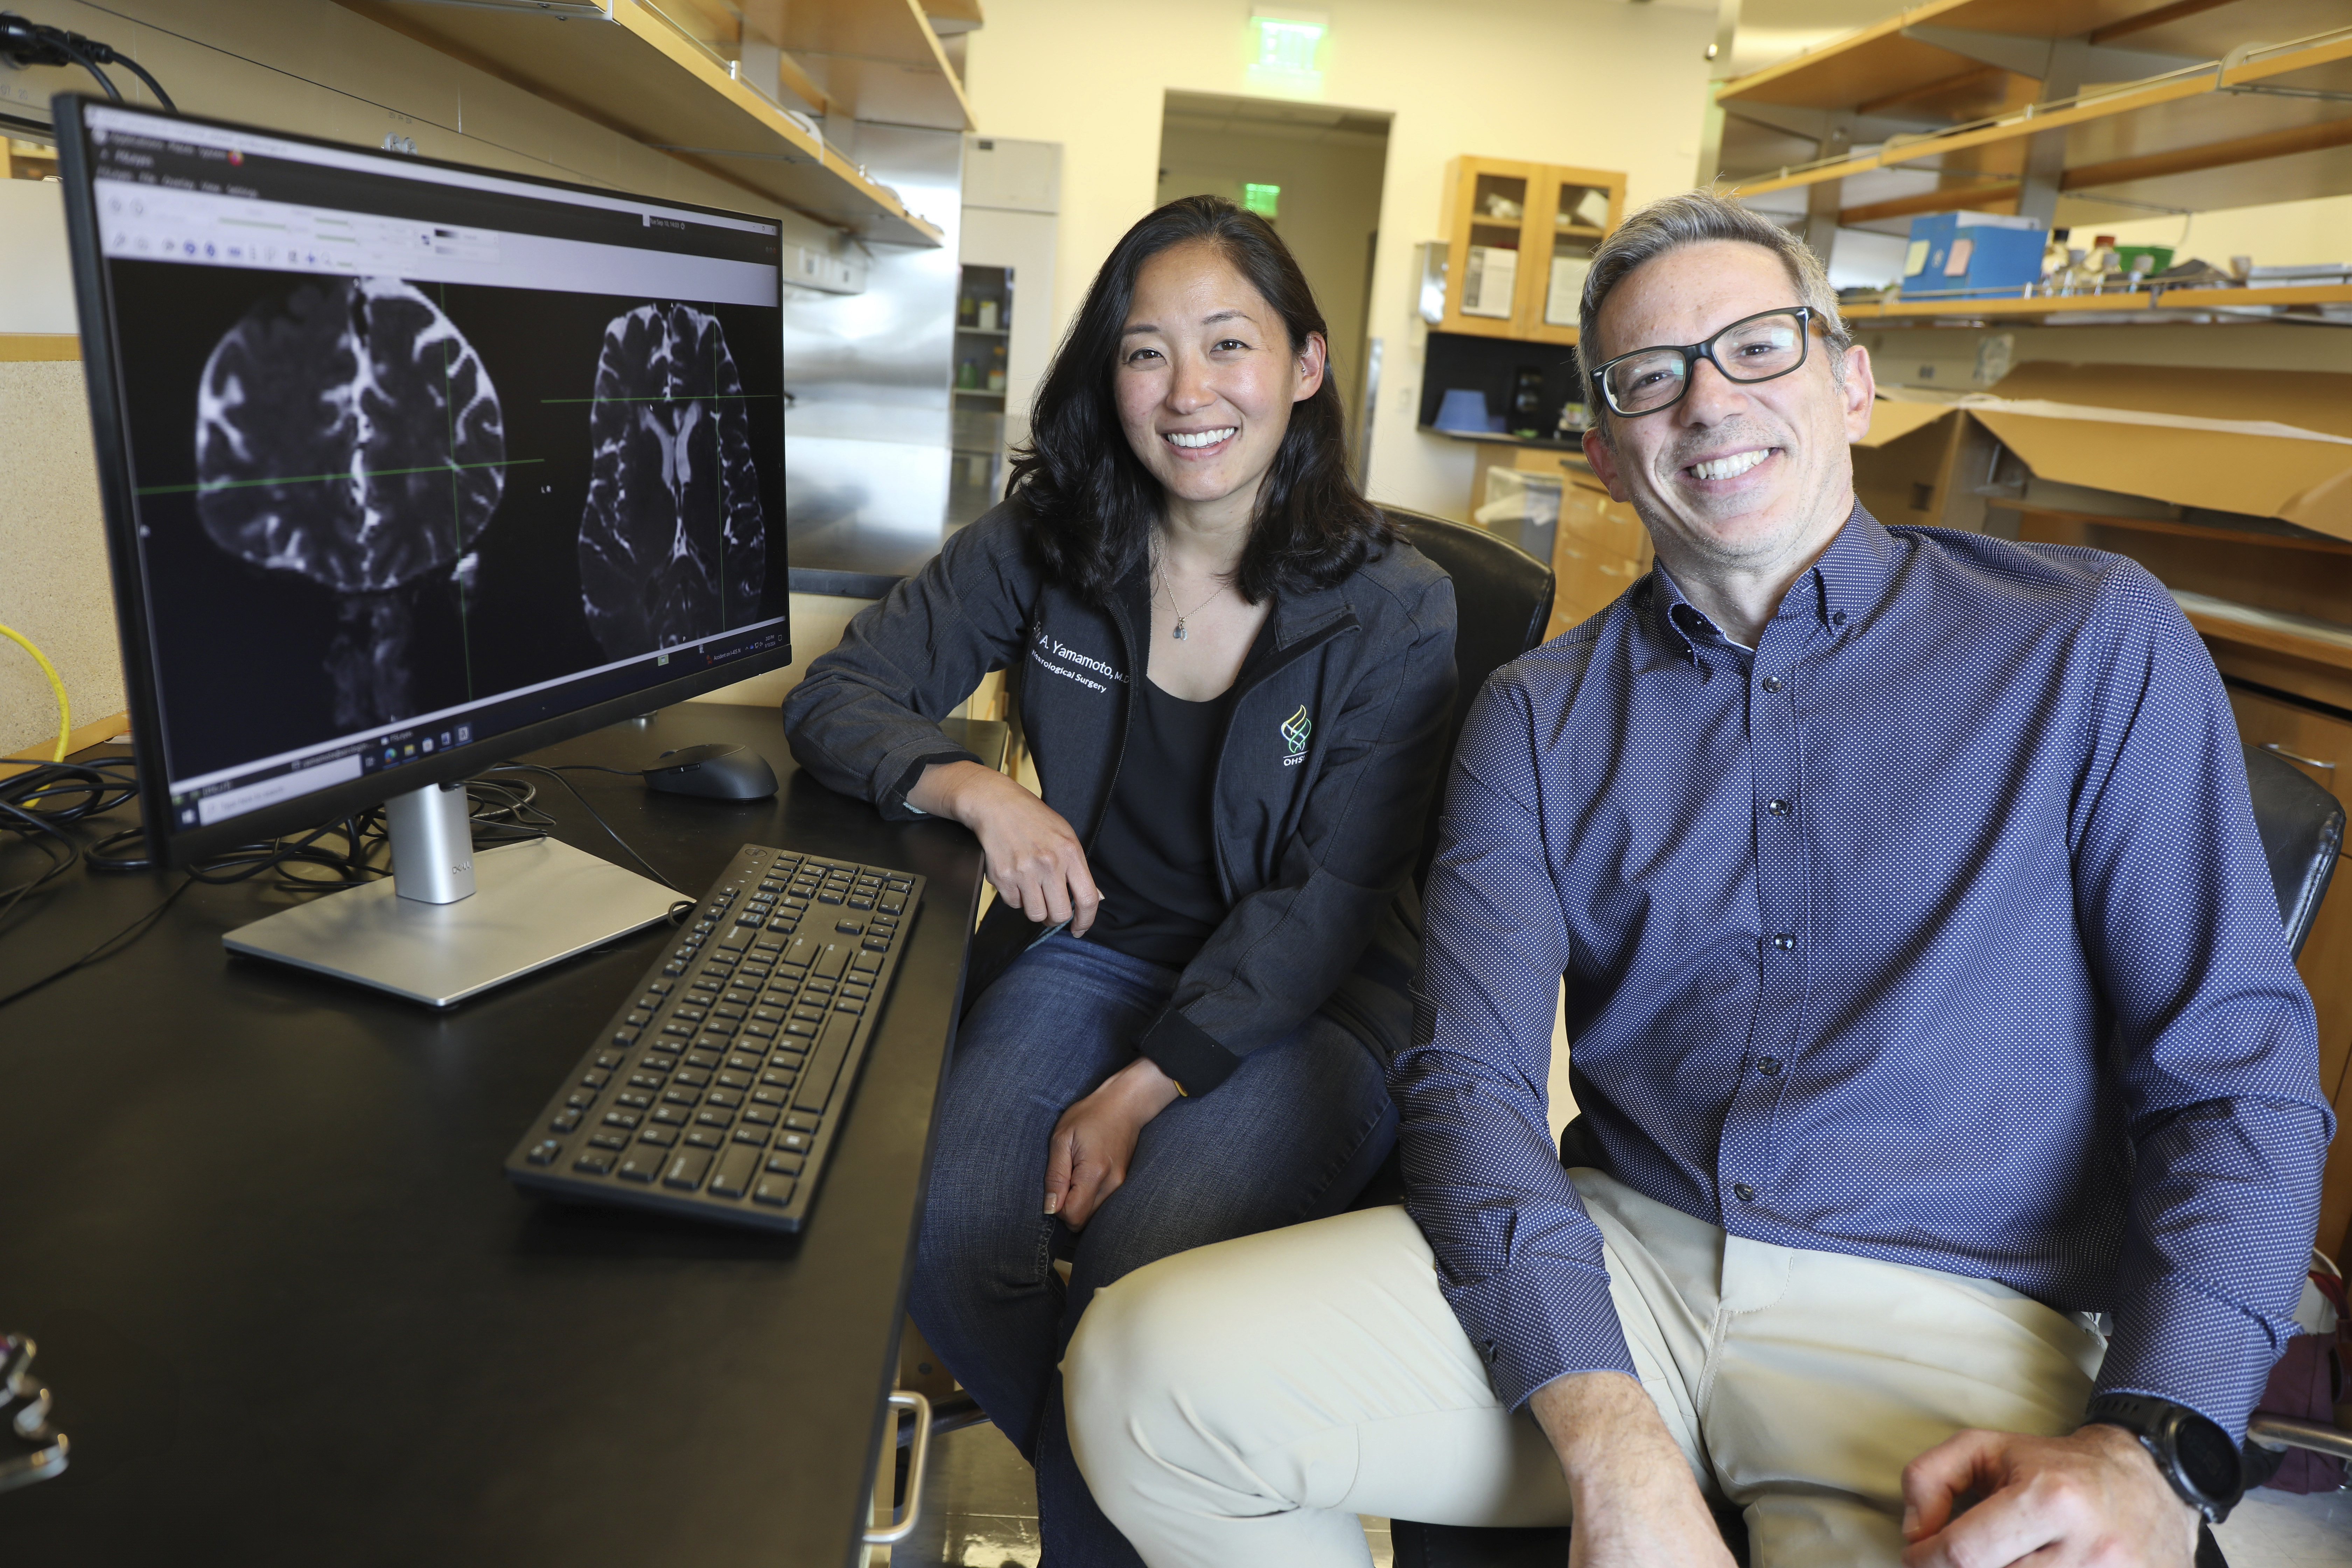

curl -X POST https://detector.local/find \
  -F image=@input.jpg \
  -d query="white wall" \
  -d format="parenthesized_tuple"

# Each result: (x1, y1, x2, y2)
(961, 0, 1717, 521)
(0, 181, 75, 333)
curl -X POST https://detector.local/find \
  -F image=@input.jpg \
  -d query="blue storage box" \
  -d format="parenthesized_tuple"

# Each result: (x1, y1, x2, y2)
(1900, 212, 2045, 301)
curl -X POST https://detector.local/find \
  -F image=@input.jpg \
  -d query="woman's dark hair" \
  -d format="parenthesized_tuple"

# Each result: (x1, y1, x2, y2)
(1005, 195, 1390, 605)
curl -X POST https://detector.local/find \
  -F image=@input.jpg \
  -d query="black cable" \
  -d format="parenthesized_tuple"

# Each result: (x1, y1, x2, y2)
(481, 763, 684, 892)
(100, 51, 173, 111)
(53, 36, 119, 100)
(0, 873, 192, 1014)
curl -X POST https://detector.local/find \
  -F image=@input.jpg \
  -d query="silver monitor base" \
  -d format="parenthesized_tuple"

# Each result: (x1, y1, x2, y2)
(223, 838, 680, 1007)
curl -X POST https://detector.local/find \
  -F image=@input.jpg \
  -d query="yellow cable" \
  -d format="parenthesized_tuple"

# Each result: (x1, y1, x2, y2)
(0, 622, 71, 763)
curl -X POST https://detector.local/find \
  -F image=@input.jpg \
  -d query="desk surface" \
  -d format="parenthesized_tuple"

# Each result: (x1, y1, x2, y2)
(0, 703, 997, 1567)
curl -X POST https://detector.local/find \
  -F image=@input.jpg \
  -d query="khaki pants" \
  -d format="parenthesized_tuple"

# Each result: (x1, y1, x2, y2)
(1065, 1171, 2106, 1568)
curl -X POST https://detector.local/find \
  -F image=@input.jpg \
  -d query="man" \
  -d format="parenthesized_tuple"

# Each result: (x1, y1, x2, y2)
(1060, 190, 2332, 1568)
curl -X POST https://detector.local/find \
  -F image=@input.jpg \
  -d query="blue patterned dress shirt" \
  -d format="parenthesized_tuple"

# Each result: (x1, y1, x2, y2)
(1396, 506, 2332, 1438)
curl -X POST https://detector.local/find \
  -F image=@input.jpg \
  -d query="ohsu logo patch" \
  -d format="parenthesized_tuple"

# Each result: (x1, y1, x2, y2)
(1280, 705, 1312, 766)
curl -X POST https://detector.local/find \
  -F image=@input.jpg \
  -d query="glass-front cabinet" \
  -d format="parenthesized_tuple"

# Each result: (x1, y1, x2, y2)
(1439, 156, 1626, 345)
(950, 262, 1014, 528)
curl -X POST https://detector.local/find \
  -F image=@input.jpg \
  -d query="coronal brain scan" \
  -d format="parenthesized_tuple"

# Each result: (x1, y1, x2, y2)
(194, 276, 505, 727)
(576, 302, 768, 657)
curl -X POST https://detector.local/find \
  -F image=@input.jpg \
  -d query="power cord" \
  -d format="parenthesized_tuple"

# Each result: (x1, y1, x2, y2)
(0, 13, 177, 109)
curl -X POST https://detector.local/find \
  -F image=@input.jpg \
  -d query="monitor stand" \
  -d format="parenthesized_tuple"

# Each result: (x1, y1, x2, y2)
(222, 782, 680, 1007)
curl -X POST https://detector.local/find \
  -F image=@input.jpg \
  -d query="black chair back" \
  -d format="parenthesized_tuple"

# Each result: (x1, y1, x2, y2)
(2244, 742, 2344, 959)
(1383, 505, 1556, 892)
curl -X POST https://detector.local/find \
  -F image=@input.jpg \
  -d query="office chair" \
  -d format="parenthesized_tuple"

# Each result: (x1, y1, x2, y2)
(1379, 505, 1559, 895)
(1391, 746, 2345, 1568)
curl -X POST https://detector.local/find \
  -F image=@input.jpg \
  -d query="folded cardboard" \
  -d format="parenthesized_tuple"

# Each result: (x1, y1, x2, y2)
(1853, 364, 2352, 542)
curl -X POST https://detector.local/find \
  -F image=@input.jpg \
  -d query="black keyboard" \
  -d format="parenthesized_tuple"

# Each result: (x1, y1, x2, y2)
(503, 843, 923, 1231)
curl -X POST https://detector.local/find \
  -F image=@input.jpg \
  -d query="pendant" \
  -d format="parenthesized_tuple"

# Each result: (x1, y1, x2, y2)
(1172, 621, 1188, 640)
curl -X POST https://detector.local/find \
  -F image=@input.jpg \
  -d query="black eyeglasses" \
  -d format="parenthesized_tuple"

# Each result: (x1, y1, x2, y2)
(1587, 306, 1822, 418)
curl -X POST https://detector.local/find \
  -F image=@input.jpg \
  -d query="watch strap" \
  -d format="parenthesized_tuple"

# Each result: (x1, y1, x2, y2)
(2079, 1393, 2245, 1525)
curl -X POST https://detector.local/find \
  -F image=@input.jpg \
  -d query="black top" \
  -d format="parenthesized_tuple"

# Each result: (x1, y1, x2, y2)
(1087, 675, 1234, 967)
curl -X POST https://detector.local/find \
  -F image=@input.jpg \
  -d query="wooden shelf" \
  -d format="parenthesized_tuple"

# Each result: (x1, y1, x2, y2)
(1995, 503, 2352, 555)
(1843, 281, 2352, 322)
(345, 0, 948, 245)
(2178, 590, 2352, 673)
(1716, 0, 2352, 230)
(742, 0, 974, 133)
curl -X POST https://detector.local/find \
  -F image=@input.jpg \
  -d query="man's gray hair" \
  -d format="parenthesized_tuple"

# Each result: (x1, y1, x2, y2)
(1577, 190, 1851, 402)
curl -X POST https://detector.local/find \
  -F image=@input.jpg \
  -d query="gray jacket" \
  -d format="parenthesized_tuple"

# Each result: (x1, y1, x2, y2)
(780, 500, 1457, 1093)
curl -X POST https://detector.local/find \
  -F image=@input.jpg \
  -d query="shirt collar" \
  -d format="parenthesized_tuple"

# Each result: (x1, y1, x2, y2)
(1648, 501, 1895, 660)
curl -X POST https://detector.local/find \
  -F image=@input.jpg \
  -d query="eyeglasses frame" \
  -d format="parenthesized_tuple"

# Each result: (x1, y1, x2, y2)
(1586, 305, 1826, 419)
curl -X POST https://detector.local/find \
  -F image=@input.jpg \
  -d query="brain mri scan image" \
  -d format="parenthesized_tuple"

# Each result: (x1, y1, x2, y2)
(576, 302, 767, 657)
(195, 276, 505, 727)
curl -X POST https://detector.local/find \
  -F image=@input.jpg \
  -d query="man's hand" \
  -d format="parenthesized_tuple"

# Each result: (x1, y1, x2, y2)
(1529, 1371, 1737, 1568)
(1901, 1423, 2200, 1567)
(910, 761, 1102, 934)
(1044, 1056, 1182, 1231)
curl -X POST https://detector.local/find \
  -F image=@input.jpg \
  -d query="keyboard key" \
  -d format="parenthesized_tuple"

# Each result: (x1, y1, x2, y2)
(792, 1013, 860, 1113)
(752, 1006, 788, 1024)
(663, 1151, 712, 1190)
(695, 1032, 735, 1052)
(552, 1111, 582, 1133)
(566, 1090, 598, 1110)
(673, 1006, 708, 1024)
(527, 1138, 563, 1165)
(601, 1111, 640, 1129)
(685, 1050, 722, 1069)
(777, 1130, 813, 1156)
(752, 1175, 797, 1207)
(660, 1023, 693, 1038)
(652, 1106, 689, 1126)
(851, 954, 883, 975)
(589, 1130, 628, 1150)
(880, 892, 906, 915)
(742, 1021, 777, 1040)
(674, 1069, 711, 1087)
(595, 1051, 625, 1069)
(574, 1151, 614, 1175)
(784, 1021, 819, 1038)
(731, 1126, 769, 1147)
(814, 945, 851, 980)
(765, 1152, 804, 1176)
(716, 927, 752, 951)
(752, 1087, 790, 1107)
(637, 1056, 671, 1073)
(863, 938, 891, 952)
(837, 919, 864, 934)
(662, 1088, 700, 1106)
(710, 1146, 761, 1198)
(834, 1001, 864, 1016)
(725, 1052, 762, 1072)
(695, 1108, 734, 1127)
(638, 1127, 678, 1147)
(743, 1106, 779, 1125)
(646, 979, 674, 995)
(649, 1037, 683, 1054)
(628, 1072, 664, 1090)
(684, 1128, 724, 1149)
(618, 1152, 662, 1183)
(579, 1070, 610, 1089)
(707, 1088, 744, 1107)
(624, 1011, 652, 1028)
(785, 1111, 821, 1133)
(616, 1091, 652, 1110)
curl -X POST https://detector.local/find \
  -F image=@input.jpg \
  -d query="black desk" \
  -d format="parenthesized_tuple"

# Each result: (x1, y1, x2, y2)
(0, 703, 998, 1566)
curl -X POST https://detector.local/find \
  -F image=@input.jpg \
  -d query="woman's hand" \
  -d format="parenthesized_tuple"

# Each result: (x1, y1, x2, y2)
(911, 761, 1102, 935)
(1045, 1057, 1183, 1230)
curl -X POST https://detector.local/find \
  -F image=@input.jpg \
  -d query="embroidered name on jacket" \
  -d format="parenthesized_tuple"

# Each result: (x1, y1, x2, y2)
(1030, 626, 1125, 694)
(1281, 705, 1312, 766)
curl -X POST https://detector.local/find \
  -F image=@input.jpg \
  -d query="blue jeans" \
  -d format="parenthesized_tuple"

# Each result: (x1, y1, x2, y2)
(909, 932, 1397, 1566)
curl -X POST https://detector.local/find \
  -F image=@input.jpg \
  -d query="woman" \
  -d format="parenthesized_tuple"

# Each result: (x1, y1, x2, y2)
(782, 195, 1456, 1561)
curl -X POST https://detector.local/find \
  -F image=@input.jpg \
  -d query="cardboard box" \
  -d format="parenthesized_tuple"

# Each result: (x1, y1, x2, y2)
(1901, 212, 2045, 302)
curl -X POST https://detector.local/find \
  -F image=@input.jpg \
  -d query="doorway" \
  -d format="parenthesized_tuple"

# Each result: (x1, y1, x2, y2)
(1155, 91, 1391, 463)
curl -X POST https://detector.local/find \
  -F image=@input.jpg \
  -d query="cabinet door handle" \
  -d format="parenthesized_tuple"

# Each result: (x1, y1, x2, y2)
(2263, 742, 2337, 773)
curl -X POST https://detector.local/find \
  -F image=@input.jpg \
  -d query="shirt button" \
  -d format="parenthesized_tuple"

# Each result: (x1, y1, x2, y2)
(1766, 798, 1791, 815)
(1759, 1056, 1783, 1076)
(1831, 609, 1848, 626)
(1734, 1183, 1757, 1203)
(1771, 933, 1797, 950)
(1760, 675, 1784, 693)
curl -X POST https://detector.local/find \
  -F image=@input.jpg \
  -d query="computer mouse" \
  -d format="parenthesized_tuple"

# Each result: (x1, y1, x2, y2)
(643, 743, 778, 800)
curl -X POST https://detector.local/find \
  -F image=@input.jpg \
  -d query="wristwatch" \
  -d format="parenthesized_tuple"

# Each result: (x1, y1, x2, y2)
(2079, 1393, 2246, 1524)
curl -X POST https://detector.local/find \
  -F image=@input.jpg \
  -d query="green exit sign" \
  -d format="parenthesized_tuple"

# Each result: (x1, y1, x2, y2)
(1243, 183, 1281, 218)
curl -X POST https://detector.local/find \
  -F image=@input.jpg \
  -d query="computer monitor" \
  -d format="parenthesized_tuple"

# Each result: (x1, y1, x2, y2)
(52, 96, 792, 1005)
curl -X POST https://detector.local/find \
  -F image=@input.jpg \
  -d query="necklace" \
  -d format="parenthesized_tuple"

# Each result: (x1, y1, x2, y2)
(1154, 551, 1223, 641)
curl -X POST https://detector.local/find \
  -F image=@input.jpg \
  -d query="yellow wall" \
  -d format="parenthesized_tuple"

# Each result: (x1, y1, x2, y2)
(2091, 190, 2352, 273)
(961, 0, 1719, 522)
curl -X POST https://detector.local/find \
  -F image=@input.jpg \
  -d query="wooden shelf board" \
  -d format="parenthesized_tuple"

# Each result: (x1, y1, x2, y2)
(1846, 291, 2154, 318)
(2158, 282, 2352, 307)
(2180, 593, 2352, 673)
(744, 0, 973, 132)
(349, 0, 944, 245)
(1728, 26, 2352, 199)
(1995, 503, 2352, 555)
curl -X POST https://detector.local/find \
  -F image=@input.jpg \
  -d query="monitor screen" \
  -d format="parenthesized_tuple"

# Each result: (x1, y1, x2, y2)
(57, 99, 790, 864)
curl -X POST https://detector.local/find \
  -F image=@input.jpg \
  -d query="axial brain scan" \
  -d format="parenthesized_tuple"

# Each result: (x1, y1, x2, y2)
(194, 276, 506, 726)
(576, 302, 767, 658)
